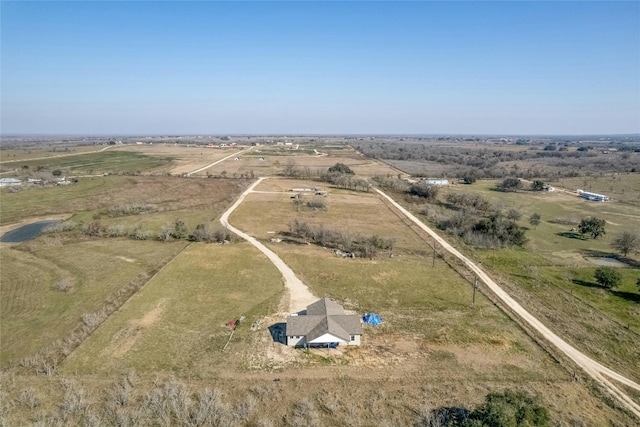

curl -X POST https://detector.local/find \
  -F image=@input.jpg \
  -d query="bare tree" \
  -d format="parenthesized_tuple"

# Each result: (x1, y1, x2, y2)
(283, 158, 298, 177)
(611, 231, 639, 257)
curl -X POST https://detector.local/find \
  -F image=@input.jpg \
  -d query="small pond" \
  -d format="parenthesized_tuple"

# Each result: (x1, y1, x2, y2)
(585, 257, 628, 268)
(0, 220, 61, 243)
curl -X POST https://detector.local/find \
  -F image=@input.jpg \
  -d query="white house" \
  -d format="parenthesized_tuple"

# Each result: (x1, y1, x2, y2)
(423, 178, 449, 185)
(286, 298, 362, 348)
(0, 178, 22, 187)
(577, 189, 609, 202)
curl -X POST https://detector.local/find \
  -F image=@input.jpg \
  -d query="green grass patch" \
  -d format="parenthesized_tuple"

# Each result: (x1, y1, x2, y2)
(8, 150, 173, 175)
(61, 243, 284, 375)
(0, 239, 187, 367)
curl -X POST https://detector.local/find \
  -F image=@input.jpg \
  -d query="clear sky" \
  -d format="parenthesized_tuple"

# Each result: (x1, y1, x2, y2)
(1, 1, 639, 135)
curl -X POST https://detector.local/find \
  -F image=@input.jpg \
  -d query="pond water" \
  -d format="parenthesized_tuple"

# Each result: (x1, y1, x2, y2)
(0, 220, 61, 243)
(585, 257, 628, 268)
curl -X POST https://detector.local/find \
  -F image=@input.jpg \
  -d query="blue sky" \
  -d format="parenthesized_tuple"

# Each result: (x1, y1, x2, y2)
(1, 1, 639, 135)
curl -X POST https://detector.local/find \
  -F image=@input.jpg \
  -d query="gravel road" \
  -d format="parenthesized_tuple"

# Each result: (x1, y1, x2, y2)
(220, 177, 317, 314)
(375, 188, 640, 418)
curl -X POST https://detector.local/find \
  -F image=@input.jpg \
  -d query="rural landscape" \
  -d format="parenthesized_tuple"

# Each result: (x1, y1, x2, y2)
(2, 1, 639, 426)
(1, 135, 639, 426)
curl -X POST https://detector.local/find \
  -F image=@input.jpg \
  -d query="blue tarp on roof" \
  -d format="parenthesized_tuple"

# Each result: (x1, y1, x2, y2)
(363, 313, 382, 326)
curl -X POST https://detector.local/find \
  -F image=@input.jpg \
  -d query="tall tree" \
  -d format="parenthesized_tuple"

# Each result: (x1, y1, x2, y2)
(594, 267, 622, 289)
(530, 180, 545, 191)
(578, 217, 606, 239)
(529, 213, 541, 229)
(611, 231, 639, 257)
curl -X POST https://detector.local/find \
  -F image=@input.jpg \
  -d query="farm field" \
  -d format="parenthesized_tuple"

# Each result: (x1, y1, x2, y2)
(430, 179, 640, 382)
(0, 175, 249, 226)
(1, 147, 638, 425)
(190, 145, 401, 178)
(3, 175, 635, 425)
(0, 145, 104, 162)
(61, 242, 284, 375)
(0, 150, 173, 176)
(0, 238, 188, 367)
(110, 144, 246, 175)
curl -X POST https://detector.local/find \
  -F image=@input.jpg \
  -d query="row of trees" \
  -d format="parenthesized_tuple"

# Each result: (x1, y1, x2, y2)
(47, 219, 232, 244)
(288, 219, 394, 259)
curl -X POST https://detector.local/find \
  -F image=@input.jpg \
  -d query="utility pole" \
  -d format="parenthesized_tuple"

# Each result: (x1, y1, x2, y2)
(472, 277, 478, 308)
(432, 242, 436, 268)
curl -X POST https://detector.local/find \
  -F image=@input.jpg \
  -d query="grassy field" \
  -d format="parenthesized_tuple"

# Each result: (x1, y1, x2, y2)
(190, 145, 400, 178)
(0, 239, 188, 367)
(435, 180, 640, 382)
(0, 145, 102, 162)
(110, 145, 245, 175)
(1, 150, 638, 425)
(552, 172, 640, 206)
(0, 150, 174, 176)
(1, 175, 248, 226)
(61, 242, 284, 374)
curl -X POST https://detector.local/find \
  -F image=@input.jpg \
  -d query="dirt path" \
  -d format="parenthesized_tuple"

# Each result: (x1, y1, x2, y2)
(220, 177, 317, 314)
(186, 148, 251, 176)
(375, 188, 640, 418)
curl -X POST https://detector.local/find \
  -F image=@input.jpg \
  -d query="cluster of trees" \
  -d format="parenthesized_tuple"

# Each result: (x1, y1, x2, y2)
(409, 183, 440, 201)
(321, 163, 371, 192)
(46, 219, 232, 244)
(434, 191, 526, 248)
(418, 389, 550, 427)
(496, 177, 523, 192)
(355, 140, 640, 178)
(288, 219, 393, 259)
(445, 192, 490, 212)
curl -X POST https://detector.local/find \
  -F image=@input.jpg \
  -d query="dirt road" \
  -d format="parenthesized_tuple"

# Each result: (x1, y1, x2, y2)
(186, 148, 251, 176)
(375, 188, 640, 418)
(220, 177, 317, 314)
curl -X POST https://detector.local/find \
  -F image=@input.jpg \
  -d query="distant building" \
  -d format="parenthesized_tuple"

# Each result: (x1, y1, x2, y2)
(0, 178, 22, 187)
(290, 186, 320, 192)
(423, 178, 449, 186)
(577, 189, 609, 202)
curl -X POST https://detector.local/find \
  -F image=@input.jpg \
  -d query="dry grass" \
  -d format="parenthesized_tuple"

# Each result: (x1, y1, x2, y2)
(111, 145, 242, 175)
(187, 145, 399, 178)
(2, 147, 638, 425)
(0, 239, 188, 367)
(1, 175, 248, 225)
(60, 243, 284, 375)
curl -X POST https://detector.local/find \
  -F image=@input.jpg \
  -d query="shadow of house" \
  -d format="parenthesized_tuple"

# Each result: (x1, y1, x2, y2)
(268, 322, 286, 345)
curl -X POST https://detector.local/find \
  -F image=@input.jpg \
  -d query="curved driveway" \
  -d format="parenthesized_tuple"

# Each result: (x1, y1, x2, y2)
(218, 174, 639, 417)
(220, 177, 317, 314)
(375, 188, 640, 418)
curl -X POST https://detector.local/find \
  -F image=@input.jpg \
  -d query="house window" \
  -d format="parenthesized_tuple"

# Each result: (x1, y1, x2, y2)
(350, 335, 355, 341)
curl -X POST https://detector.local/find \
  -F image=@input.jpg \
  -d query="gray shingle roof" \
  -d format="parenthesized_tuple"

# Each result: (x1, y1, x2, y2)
(286, 298, 362, 340)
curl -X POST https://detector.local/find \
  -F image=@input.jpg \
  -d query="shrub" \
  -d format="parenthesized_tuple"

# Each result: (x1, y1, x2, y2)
(594, 267, 622, 289)
(105, 224, 127, 237)
(45, 221, 78, 233)
(130, 226, 152, 240)
(410, 183, 439, 201)
(108, 203, 157, 217)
